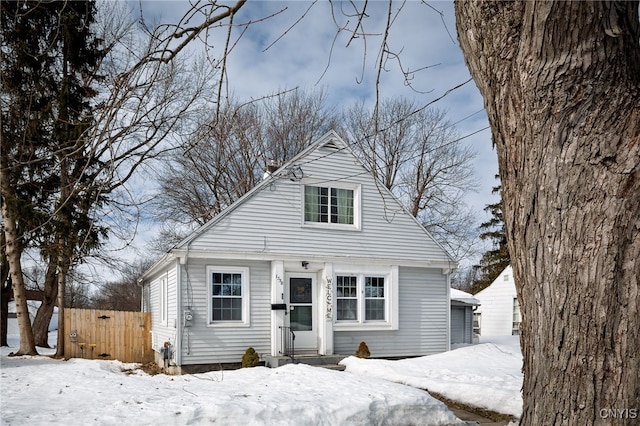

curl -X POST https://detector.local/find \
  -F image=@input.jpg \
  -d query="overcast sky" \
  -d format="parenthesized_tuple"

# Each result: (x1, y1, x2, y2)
(127, 0, 499, 266)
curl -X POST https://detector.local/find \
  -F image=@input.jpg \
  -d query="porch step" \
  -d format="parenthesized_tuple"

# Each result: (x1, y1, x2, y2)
(264, 354, 347, 369)
(316, 364, 346, 371)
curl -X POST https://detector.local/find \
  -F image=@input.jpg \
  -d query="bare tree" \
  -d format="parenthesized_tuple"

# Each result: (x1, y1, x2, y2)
(343, 99, 416, 190)
(1, 0, 249, 356)
(91, 259, 153, 311)
(152, 88, 338, 245)
(262, 89, 339, 165)
(64, 273, 93, 310)
(456, 1, 640, 423)
(343, 98, 478, 260)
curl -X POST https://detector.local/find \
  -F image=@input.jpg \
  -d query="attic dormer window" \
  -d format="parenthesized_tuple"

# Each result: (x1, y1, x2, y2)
(304, 185, 354, 225)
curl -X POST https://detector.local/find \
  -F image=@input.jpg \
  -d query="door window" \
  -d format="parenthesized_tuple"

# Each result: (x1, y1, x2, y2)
(289, 278, 313, 331)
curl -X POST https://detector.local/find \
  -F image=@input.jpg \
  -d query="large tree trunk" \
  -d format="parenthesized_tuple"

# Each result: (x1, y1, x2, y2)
(53, 259, 68, 359)
(54, 160, 72, 359)
(32, 263, 58, 348)
(455, 1, 640, 424)
(0, 167, 37, 355)
(1, 229, 13, 347)
(1, 277, 13, 347)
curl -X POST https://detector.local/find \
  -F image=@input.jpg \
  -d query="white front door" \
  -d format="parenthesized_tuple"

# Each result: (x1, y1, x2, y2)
(286, 273, 317, 352)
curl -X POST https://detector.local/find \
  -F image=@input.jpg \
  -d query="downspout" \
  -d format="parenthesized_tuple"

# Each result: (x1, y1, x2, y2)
(445, 266, 452, 352)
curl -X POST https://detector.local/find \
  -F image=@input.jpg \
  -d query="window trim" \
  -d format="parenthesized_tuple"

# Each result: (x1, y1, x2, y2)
(301, 180, 361, 231)
(364, 276, 386, 321)
(512, 297, 521, 335)
(159, 276, 168, 326)
(473, 312, 482, 335)
(335, 275, 359, 322)
(333, 265, 398, 331)
(207, 266, 251, 328)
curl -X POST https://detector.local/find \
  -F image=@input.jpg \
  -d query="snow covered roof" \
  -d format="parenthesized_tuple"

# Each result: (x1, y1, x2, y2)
(450, 288, 481, 306)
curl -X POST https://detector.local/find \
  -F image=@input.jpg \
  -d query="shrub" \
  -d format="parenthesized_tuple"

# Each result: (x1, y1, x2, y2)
(354, 341, 370, 358)
(242, 347, 260, 368)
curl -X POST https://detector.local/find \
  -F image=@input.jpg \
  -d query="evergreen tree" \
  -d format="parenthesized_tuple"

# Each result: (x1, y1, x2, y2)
(1, 0, 106, 352)
(470, 177, 510, 294)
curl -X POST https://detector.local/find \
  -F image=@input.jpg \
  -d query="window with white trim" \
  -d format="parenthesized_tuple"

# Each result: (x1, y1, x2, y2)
(365, 276, 385, 321)
(207, 266, 250, 326)
(335, 274, 388, 323)
(303, 183, 360, 229)
(159, 277, 167, 326)
(336, 275, 358, 320)
(512, 297, 521, 335)
(473, 312, 481, 335)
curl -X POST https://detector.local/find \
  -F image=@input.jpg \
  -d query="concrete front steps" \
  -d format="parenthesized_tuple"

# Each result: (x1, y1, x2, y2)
(264, 354, 347, 370)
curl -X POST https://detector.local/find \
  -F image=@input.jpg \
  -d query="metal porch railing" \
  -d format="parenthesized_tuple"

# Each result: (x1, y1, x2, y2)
(279, 326, 296, 362)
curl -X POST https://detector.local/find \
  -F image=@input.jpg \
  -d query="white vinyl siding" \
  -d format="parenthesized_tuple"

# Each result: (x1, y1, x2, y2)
(334, 267, 448, 357)
(474, 266, 519, 336)
(146, 133, 454, 365)
(148, 265, 178, 354)
(179, 259, 270, 365)
(186, 143, 450, 264)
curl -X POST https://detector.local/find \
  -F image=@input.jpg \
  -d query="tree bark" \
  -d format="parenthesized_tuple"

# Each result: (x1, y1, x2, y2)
(53, 257, 69, 359)
(0, 166, 37, 355)
(32, 263, 58, 348)
(1, 276, 13, 347)
(455, 1, 640, 424)
(1, 228, 12, 347)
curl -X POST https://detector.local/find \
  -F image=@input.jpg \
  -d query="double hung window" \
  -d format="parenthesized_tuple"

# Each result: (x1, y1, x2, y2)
(303, 183, 359, 228)
(365, 277, 385, 320)
(207, 266, 250, 326)
(335, 274, 387, 322)
(336, 276, 358, 320)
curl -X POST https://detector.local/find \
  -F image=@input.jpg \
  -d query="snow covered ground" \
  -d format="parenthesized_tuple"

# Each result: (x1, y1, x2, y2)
(0, 334, 521, 425)
(341, 336, 523, 418)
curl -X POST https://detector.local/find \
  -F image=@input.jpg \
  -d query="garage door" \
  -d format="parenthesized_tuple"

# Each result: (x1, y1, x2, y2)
(451, 307, 466, 344)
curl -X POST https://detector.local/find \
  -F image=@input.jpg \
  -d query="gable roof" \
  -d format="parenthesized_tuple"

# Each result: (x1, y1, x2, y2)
(474, 265, 514, 298)
(145, 130, 456, 276)
(173, 130, 347, 248)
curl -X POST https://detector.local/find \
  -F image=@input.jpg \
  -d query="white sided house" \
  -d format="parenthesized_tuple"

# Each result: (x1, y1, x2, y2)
(141, 131, 457, 373)
(473, 266, 521, 336)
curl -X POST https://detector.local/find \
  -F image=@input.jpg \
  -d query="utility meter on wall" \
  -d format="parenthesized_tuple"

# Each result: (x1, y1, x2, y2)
(184, 310, 193, 326)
